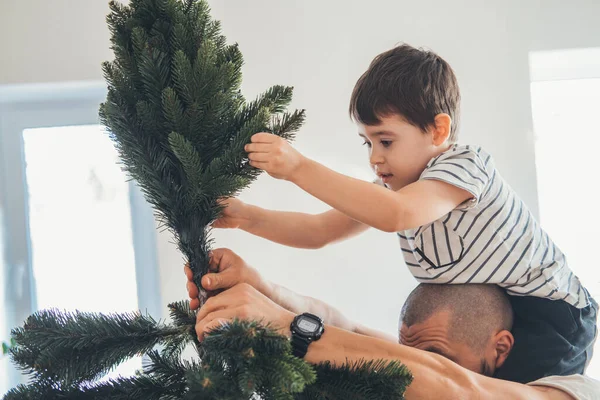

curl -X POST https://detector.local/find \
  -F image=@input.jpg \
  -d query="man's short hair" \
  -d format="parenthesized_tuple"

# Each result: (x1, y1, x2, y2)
(349, 43, 461, 143)
(400, 284, 513, 351)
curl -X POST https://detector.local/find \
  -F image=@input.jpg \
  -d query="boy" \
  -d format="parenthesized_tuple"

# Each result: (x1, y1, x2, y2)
(215, 44, 597, 383)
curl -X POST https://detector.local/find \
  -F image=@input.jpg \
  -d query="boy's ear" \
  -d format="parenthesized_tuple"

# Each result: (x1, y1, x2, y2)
(431, 113, 452, 145)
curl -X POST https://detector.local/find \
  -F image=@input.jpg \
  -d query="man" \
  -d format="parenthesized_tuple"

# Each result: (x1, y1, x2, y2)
(185, 248, 600, 399)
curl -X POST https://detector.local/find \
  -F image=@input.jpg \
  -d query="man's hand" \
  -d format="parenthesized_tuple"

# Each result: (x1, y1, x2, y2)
(245, 133, 306, 180)
(184, 248, 273, 310)
(195, 283, 294, 342)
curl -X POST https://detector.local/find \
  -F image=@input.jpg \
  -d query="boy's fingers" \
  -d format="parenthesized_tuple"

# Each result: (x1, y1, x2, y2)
(250, 132, 275, 143)
(248, 153, 270, 162)
(244, 143, 270, 153)
(249, 160, 268, 169)
(189, 298, 200, 310)
(184, 266, 193, 280)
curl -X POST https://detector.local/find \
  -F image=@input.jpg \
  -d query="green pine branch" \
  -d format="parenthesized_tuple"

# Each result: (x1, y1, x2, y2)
(99, 0, 306, 296)
(299, 359, 413, 400)
(6, 306, 411, 399)
(3, 374, 183, 400)
(9, 309, 187, 385)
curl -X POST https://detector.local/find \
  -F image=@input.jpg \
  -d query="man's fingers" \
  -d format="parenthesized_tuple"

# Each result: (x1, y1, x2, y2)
(196, 310, 234, 341)
(184, 265, 193, 280)
(196, 292, 228, 323)
(196, 285, 249, 323)
(200, 318, 230, 340)
(209, 248, 227, 272)
(189, 298, 200, 310)
(201, 274, 214, 291)
(196, 284, 259, 338)
(187, 281, 199, 298)
(202, 268, 238, 291)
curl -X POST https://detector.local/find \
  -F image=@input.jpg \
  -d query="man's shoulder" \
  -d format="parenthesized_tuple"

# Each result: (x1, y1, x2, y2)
(527, 374, 600, 400)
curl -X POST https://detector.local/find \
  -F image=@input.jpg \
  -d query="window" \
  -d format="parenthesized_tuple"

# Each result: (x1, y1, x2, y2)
(0, 82, 162, 393)
(23, 125, 140, 313)
(530, 48, 600, 379)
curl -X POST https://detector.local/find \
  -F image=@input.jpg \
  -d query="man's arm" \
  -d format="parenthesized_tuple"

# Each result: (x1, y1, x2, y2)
(196, 284, 573, 400)
(271, 284, 397, 342)
(301, 323, 575, 400)
(187, 249, 395, 341)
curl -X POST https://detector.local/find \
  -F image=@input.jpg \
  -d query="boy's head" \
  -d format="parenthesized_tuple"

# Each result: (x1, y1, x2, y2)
(350, 44, 461, 190)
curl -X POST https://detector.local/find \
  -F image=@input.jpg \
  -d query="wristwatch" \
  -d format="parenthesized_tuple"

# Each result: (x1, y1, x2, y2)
(290, 312, 325, 359)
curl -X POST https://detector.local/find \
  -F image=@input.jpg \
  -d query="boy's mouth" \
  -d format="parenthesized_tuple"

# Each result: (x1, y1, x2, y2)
(379, 173, 394, 183)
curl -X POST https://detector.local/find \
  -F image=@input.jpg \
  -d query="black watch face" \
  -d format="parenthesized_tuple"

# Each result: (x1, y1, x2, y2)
(297, 315, 319, 334)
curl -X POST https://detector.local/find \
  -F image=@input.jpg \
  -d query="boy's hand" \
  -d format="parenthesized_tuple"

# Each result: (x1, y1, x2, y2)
(212, 198, 251, 230)
(245, 133, 306, 180)
(184, 248, 273, 310)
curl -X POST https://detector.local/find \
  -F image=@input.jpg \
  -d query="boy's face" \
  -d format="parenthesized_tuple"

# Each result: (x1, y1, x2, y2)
(357, 114, 443, 191)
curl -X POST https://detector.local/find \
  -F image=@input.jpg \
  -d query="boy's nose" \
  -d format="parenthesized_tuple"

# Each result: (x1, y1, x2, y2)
(370, 153, 384, 166)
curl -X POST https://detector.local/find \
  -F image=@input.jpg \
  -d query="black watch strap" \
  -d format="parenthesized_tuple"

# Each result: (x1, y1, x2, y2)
(291, 333, 311, 359)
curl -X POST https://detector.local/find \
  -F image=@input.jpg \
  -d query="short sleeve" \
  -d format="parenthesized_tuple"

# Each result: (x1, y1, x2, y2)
(420, 146, 490, 210)
(527, 375, 600, 400)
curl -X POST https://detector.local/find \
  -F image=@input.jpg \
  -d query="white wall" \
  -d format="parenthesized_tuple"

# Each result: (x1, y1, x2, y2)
(1, 0, 599, 337)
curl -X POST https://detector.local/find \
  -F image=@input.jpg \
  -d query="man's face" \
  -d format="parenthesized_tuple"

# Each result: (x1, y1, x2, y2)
(399, 311, 496, 376)
(357, 114, 439, 191)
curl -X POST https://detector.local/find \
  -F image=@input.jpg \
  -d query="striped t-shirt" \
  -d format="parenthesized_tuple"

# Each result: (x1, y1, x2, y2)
(396, 144, 589, 308)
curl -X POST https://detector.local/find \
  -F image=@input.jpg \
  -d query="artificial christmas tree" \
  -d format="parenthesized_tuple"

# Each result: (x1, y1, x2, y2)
(3, 1, 412, 398)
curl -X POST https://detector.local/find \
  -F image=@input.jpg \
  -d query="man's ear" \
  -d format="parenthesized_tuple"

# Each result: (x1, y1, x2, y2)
(431, 113, 452, 146)
(492, 329, 514, 369)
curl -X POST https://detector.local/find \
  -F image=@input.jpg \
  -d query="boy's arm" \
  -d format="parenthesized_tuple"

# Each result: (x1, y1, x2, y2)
(241, 205, 369, 249)
(245, 133, 471, 232)
(290, 158, 472, 232)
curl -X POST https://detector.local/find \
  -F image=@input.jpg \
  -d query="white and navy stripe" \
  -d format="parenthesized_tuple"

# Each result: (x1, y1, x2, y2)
(398, 144, 588, 308)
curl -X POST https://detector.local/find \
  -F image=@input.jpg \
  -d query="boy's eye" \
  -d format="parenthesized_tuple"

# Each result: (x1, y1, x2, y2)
(381, 140, 392, 148)
(362, 141, 371, 148)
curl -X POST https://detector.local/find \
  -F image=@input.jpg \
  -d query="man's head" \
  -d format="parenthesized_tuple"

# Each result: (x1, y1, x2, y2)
(399, 284, 514, 376)
(349, 44, 461, 191)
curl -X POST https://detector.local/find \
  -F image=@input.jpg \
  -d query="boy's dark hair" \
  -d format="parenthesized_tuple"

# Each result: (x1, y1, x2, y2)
(349, 44, 461, 143)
